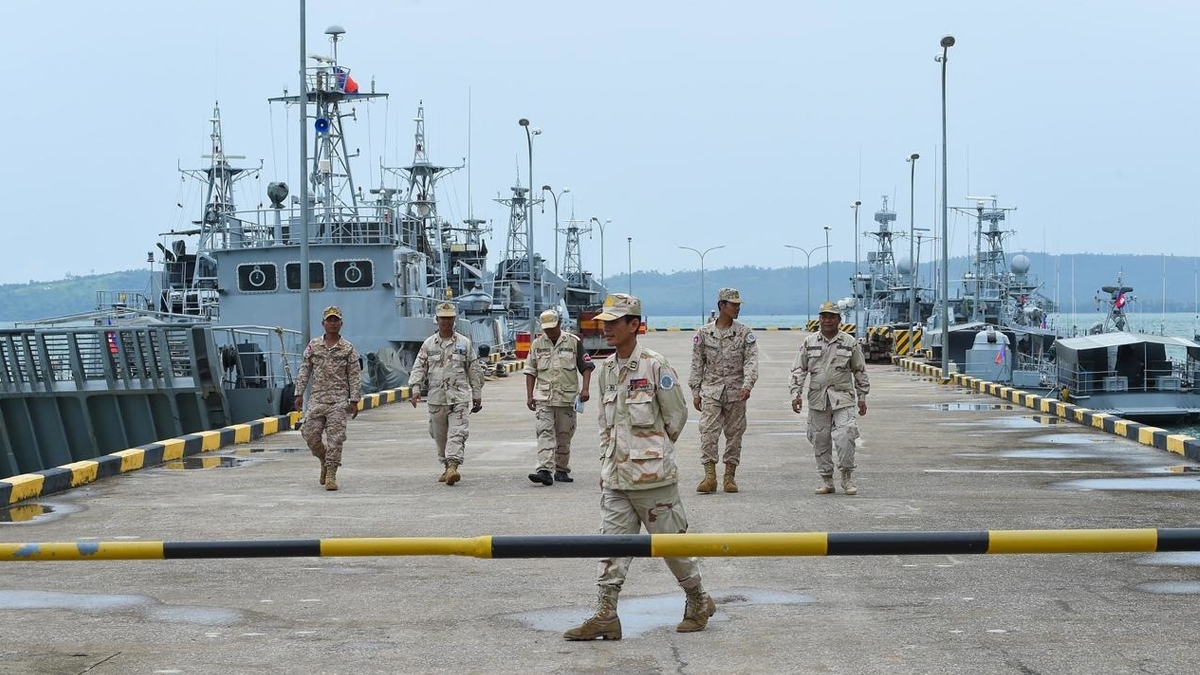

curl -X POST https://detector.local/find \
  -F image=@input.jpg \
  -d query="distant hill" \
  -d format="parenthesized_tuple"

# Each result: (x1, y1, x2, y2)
(0, 271, 154, 322)
(3, 254, 1197, 322)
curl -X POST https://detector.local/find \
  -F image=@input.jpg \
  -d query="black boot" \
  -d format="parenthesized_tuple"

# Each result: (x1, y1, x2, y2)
(528, 470, 553, 486)
(554, 470, 574, 483)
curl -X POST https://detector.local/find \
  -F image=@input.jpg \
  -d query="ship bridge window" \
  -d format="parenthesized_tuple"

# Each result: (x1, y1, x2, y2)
(237, 263, 278, 293)
(333, 260, 373, 289)
(285, 261, 326, 291)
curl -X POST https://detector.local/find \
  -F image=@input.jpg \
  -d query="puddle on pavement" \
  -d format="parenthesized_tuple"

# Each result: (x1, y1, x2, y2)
(922, 402, 1018, 412)
(1025, 433, 1113, 446)
(506, 588, 813, 639)
(1136, 552, 1200, 567)
(996, 449, 1105, 460)
(232, 447, 308, 455)
(1057, 477, 1200, 492)
(0, 501, 80, 525)
(162, 456, 250, 470)
(0, 590, 241, 625)
(1134, 581, 1200, 595)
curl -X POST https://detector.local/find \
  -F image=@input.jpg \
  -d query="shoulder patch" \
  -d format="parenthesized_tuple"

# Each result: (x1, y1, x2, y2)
(659, 373, 676, 391)
(582, 353, 592, 362)
(745, 333, 756, 343)
(693, 333, 701, 345)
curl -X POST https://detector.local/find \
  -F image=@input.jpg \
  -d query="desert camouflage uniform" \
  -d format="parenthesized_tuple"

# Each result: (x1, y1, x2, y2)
(594, 346, 698, 587)
(688, 320, 759, 466)
(789, 331, 870, 477)
(296, 336, 362, 469)
(523, 331, 594, 475)
(409, 331, 483, 466)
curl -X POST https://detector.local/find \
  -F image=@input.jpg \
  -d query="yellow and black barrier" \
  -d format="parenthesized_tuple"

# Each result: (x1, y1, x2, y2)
(4, 528, 1200, 562)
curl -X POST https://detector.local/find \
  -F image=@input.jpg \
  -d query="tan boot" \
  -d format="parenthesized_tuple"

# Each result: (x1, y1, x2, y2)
(841, 470, 857, 496)
(318, 458, 327, 486)
(438, 465, 449, 482)
(676, 584, 716, 633)
(563, 586, 622, 641)
(325, 465, 339, 491)
(696, 462, 718, 493)
(444, 461, 461, 486)
(722, 463, 738, 493)
(815, 475, 835, 494)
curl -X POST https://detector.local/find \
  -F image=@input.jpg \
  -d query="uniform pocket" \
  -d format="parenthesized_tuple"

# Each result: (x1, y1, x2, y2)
(603, 392, 619, 427)
(626, 390, 656, 427)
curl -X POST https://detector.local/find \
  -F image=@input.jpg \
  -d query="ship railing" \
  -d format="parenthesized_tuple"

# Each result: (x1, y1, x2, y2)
(1054, 362, 1192, 396)
(0, 325, 205, 394)
(201, 206, 400, 249)
(208, 325, 303, 390)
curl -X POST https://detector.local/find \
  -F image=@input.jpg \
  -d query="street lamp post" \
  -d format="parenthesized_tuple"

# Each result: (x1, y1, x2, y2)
(785, 243, 831, 322)
(626, 237, 633, 294)
(907, 153, 920, 326)
(852, 200, 862, 335)
(914, 226, 931, 312)
(541, 185, 569, 274)
(937, 35, 955, 379)
(518, 118, 540, 327)
(589, 217, 611, 287)
(678, 245, 725, 324)
(823, 226, 832, 300)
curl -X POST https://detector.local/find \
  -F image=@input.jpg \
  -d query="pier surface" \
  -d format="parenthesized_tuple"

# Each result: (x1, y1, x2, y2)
(2, 331, 1199, 674)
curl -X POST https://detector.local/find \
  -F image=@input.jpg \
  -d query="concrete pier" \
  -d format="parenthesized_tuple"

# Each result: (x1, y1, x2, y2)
(2, 331, 1199, 674)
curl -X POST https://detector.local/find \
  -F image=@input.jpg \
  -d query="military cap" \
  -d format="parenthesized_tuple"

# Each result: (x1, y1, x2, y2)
(434, 301, 458, 318)
(595, 293, 642, 320)
(718, 288, 742, 304)
(818, 301, 841, 316)
(322, 306, 343, 320)
(540, 309, 561, 328)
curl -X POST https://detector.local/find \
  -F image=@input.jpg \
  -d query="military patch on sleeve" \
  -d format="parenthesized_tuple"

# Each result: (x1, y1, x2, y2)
(582, 353, 592, 362)
(659, 373, 676, 391)
(692, 334, 701, 345)
(745, 333, 756, 343)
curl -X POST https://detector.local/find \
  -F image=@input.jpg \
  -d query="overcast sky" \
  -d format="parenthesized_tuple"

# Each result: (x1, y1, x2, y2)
(5, 0, 1198, 285)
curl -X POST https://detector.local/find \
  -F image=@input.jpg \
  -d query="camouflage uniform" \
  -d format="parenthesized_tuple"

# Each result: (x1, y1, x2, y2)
(595, 344, 698, 587)
(523, 330, 594, 476)
(296, 336, 362, 469)
(688, 320, 758, 466)
(409, 331, 483, 466)
(790, 329, 870, 478)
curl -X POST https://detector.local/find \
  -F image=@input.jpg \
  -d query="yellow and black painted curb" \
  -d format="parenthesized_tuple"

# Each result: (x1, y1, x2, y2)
(4, 527, 1200, 561)
(0, 362, 533, 508)
(895, 357, 1200, 463)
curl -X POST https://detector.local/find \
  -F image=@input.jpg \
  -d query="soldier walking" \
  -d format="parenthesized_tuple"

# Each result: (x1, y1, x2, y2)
(294, 306, 362, 491)
(563, 293, 716, 641)
(790, 301, 870, 495)
(409, 302, 483, 486)
(524, 309, 594, 486)
(688, 287, 758, 493)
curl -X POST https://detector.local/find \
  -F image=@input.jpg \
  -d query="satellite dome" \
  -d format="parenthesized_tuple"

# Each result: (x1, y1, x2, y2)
(896, 257, 913, 275)
(1010, 254, 1031, 274)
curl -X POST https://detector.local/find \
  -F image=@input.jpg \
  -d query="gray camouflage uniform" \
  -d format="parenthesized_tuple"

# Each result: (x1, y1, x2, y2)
(688, 320, 759, 466)
(296, 336, 362, 469)
(789, 331, 870, 477)
(409, 331, 483, 466)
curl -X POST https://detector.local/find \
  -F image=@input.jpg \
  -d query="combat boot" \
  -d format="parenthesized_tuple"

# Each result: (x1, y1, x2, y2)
(841, 470, 858, 496)
(696, 462, 718, 493)
(324, 466, 339, 491)
(815, 475, 835, 494)
(318, 457, 327, 486)
(554, 470, 574, 483)
(722, 463, 738, 493)
(438, 465, 449, 482)
(563, 586, 621, 641)
(444, 461, 461, 486)
(676, 584, 717, 633)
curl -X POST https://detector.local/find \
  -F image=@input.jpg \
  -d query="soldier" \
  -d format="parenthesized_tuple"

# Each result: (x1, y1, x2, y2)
(563, 293, 716, 641)
(789, 301, 870, 495)
(524, 309, 595, 486)
(408, 301, 483, 486)
(294, 306, 362, 491)
(688, 287, 758, 493)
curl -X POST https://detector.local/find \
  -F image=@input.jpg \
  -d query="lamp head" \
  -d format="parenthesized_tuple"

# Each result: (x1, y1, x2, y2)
(854, 200, 861, 207)
(562, 187, 570, 193)
(541, 184, 552, 192)
(909, 153, 920, 161)
(532, 128, 542, 136)
(940, 35, 955, 48)
(518, 118, 530, 127)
